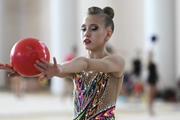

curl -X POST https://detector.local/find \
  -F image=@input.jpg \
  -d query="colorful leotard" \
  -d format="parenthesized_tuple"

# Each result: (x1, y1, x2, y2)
(73, 71, 123, 120)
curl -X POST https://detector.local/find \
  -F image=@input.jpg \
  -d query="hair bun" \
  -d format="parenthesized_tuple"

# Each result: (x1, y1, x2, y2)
(103, 7, 114, 19)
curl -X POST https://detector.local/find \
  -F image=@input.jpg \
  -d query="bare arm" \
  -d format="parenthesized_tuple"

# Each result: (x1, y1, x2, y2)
(86, 55, 125, 76)
(61, 55, 125, 76)
(35, 55, 125, 81)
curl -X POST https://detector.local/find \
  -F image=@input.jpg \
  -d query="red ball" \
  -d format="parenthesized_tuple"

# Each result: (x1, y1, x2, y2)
(10, 37, 50, 77)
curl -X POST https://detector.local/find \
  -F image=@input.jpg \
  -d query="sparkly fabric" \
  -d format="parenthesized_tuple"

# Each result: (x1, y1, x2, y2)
(73, 71, 121, 120)
(90, 106, 115, 120)
(74, 106, 115, 120)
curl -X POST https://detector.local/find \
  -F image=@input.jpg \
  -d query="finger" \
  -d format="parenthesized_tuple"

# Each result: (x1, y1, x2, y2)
(34, 64, 45, 72)
(40, 58, 49, 64)
(4, 64, 15, 72)
(8, 73, 20, 77)
(0, 64, 4, 69)
(53, 57, 57, 65)
(35, 60, 47, 69)
(5, 64, 12, 68)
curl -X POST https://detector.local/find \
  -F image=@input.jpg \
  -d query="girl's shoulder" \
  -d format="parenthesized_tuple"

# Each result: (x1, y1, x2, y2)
(106, 54, 126, 65)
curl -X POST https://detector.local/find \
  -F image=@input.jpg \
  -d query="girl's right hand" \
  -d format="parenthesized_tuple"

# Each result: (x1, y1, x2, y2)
(0, 64, 20, 77)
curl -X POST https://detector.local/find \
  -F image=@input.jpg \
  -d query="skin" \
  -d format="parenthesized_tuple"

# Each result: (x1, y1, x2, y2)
(0, 14, 125, 82)
(0, 64, 19, 77)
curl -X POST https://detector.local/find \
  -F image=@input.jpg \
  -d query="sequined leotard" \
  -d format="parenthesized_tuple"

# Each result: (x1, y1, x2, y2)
(73, 71, 123, 120)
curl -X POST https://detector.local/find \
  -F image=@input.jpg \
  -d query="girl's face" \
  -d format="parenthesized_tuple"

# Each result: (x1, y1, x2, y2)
(81, 15, 108, 51)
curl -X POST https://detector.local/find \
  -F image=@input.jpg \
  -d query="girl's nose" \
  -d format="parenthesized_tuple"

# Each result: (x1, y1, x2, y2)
(84, 30, 91, 37)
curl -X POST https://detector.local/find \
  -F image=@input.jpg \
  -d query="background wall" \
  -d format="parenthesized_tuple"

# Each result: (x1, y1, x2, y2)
(176, 0, 180, 81)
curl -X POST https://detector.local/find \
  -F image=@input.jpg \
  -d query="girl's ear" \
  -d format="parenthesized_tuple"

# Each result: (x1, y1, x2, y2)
(105, 29, 113, 42)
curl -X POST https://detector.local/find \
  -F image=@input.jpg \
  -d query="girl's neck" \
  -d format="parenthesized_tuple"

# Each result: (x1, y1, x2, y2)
(87, 50, 109, 59)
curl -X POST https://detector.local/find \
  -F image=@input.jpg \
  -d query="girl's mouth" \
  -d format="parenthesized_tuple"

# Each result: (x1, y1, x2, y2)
(84, 39, 91, 45)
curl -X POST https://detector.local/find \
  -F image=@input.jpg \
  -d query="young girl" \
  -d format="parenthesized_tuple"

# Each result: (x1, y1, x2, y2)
(146, 51, 158, 115)
(0, 6, 125, 120)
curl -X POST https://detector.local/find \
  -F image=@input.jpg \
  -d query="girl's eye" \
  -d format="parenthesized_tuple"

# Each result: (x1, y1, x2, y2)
(91, 26, 98, 31)
(81, 27, 86, 32)
(81, 26, 98, 32)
